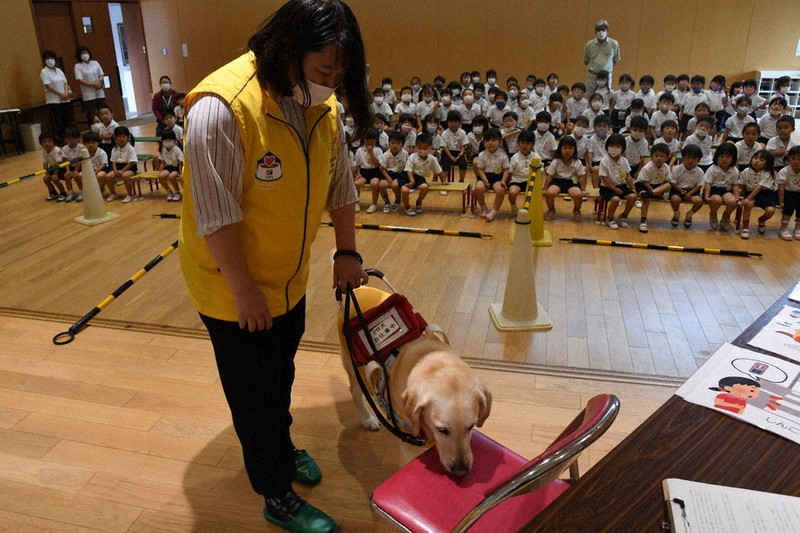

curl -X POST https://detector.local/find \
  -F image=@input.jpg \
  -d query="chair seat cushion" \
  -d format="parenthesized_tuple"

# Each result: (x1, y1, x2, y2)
(372, 431, 570, 532)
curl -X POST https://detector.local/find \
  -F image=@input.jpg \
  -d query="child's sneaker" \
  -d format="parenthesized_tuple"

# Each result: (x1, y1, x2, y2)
(684, 211, 693, 228)
(634, 200, 642, 208)
(719, 218, 731, 232)
(383, 204, 391, 213)
(75, 193, 83, 202)
(671, 211, 680, 227)
(122, 195, 134, 203)
(133, 196, 141, 201)
(405, 208, 416, 216)
(173, 192, 182, 201)
(781, 229, 793, 241)
(106, 194, 117, 202)
(710, 217, 719, 230)
(618, 217, 629, 228)
(391, 201, 400, 212)
(415, 205, 424, 214)
(64, 193, 75, 202)
(757, 220, 767, 234)
(638, 222, 648, 233)
(45, 193, 59, 201)
(167, 191, 175, 201)
(740, 228, 750, 239)
(794, 227, 800, 240)
(354, 204, 360, 212)
(484, 209, 497, 222)
(366, 203, 377, 214)
(439, 190, 448, 196)
(55, 194, 66, 202)
(607, 219, 619, 230)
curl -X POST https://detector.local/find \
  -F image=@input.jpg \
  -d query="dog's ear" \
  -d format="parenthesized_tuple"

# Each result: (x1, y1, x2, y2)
(475, 379, 492, 427)
(402, 387, 427, 437)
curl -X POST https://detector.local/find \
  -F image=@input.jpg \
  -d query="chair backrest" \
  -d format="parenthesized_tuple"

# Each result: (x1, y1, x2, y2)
(452, 393, 620, 532)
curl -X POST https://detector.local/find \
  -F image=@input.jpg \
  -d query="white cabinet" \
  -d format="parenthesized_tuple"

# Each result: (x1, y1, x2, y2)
(757, 70, 800, 117)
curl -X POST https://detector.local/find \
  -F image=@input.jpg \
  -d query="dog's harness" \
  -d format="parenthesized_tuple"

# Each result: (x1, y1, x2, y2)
(340, 270, 430, 446)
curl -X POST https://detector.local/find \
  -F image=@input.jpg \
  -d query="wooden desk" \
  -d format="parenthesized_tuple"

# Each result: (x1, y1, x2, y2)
(528, 288, 800, 532)
(0, 108, 23, 155)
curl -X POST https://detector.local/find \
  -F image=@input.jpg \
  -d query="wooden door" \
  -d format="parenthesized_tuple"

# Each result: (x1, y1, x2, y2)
(70, 1, 125, 121)
(121, 2, 152, 115)
(32, 2, 77, 93)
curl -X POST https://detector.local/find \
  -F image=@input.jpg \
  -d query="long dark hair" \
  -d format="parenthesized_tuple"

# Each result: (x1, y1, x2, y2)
(248, 0, 371, 141)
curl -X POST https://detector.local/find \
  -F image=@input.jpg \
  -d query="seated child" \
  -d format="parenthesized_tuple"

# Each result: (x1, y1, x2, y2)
(174, 93, 186, 127)
(400, 133, 441, 216)
(684, 102, 712, 137)
(610, 74, 636, 131)
(777, 146, 800, 240)
(649, 93, 678, 139)
(594, 70, 611, 111)
(107, 126, 139, 202)
(163, 113, 183, 143)
(422, 114, 442, 155)
(544, 136, 587, 222)
(61, 127, 84, 202)
(39, 132, 67, 201)
(370, 87, 393, 120)
(467, 115, 488, 161)
(735, 123, 764, 171)
(723, 97, 755, 144)
(624, 116, 649, 176)
(767, 116, 798, 171)
(82, 132, 109, 196)
(354, 129, 385, 213)
(669, 144, 705, 228)
(501, 111, 521, 155)
(440, 110, 469, 183)
(506, 129, 540, 216)
(546, 92, 565, 136)
(397, 113, 417, 155)
(586, 114, 611, 188)
(487, 90, 508, 127)
(634, 143, 672, 233)
(581, 93, 605, 133)
(373, 114, 390, 150)
(157, 128, 183, 201)
(395, 87, 417, 121)
(621, 98, 648, 134)
(758, 97, 788, 144)
(459, 89, 482, 132)
(473, 128, 510, 221)
(738, 149, 777, 239)
(516, 93, 536, 130)
(654, 119, 680, 165)
(683, 116, 715, 172)
(381, 131, 408, 211)
(528, 79, 548, 114)
(91, 104, 118, 160)
(531, 111, 556, 165)
(635, 75, 657, 113)
(566, 83, 588, 123)
(703, 142, 740, 230)
(599, 134, 637, 229)
(569, 115, 590, 165)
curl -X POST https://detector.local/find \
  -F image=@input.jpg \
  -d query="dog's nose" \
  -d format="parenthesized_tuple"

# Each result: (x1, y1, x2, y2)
(449, 462, 470, 478)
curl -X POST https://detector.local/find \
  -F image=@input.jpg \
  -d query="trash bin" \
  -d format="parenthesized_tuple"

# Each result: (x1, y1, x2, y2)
(19, 122, 42, 152)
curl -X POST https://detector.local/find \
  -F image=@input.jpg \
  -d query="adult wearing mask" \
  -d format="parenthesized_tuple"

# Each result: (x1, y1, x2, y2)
(40, 51, 72, 142)
(74, 45, 107, 126)
(584, 19, 620, 96)
(178, 0, 370, 531)
(152, 75, 179, 135)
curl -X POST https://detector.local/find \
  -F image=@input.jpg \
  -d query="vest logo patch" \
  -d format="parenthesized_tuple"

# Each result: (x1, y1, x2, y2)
(255, 152, 283, 182)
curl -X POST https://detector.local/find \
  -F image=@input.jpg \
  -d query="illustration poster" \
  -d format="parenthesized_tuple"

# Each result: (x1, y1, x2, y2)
(748, 305, 800, 362)
(677, 343, 800, 445)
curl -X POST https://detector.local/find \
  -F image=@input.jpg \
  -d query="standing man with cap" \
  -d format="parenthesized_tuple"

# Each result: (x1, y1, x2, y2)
(584, 19, 620, 96)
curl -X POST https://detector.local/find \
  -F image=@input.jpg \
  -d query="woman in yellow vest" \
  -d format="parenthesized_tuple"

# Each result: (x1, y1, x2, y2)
(179, 1, 371, 531)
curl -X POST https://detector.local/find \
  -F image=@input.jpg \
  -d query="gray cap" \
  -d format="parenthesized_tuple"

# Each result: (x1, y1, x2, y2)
(595, 19, 609, 31)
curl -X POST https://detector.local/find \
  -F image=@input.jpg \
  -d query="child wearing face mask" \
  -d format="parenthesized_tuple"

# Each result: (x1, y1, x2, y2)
(506, 83, 520, 111)
(649, 93, 678, 140)
(530, 111, 556, 166)
(569, 115, 590, 164)
(654, 120, 680, 165)
(395, 86, 417, 123)
(609, 73, 636, 132)
(370, 87, 393, 119)
(723, 81, 744, 123)
(416, 85, 438, 131)
(422, 114, 442, 155)
(586, 114, 611, 188)
(501, 111, 521, 155)
(485, 69, 498, 90)
(157, 128, 183, 202)
(624, 116, 649, 177)
(582, 93, 606, 134)
(599, 134, 637, 229)
(567, 83, 588, 123)
(678, 75, 709, 137)
(656, 74, 679, 111)
(458, 89, 480, 133)
(757, 97, 789, 144)
(635, 75, 657, 113)
(436, 89, 459, 126)
(546, 93, 565, 137)
(621, 99, 648, 135)
(722, 97, 755, 144)
(487, 90, 509, 128)
(396, 113, 417, 155)
(733, 79, 767, 117)
(380, 77, 396, 108)
(517, 93, 536, 130)
(684, 116, 716, 172)
(594, 70, 611, 111)
(684, 102, 711, 138)
(528, 79, 549, 115)
(707, 75, 729, 127)
(472, 83, 489, 113)
(467, 115, 489, 162)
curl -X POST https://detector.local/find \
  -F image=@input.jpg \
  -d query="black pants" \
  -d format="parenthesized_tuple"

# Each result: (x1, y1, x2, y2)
(47, 102, 72, 142)
(200, 297, 306, 498)
(82, 97, 107, 127)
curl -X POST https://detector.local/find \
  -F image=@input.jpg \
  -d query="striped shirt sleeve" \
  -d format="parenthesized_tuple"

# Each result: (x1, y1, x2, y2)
(185, 94, 244, 236)
(327, 119, 358, 210)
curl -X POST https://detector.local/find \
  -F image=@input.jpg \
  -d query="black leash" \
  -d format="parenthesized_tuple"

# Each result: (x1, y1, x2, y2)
(342, 284, 426, 446)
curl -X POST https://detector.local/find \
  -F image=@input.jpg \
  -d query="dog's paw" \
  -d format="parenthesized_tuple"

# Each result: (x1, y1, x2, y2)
(361, 414, 381, 431)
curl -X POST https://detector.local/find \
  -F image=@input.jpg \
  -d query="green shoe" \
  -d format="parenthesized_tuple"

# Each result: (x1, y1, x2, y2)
(293, 449, 322, 486)
(263, 503, 336, 533)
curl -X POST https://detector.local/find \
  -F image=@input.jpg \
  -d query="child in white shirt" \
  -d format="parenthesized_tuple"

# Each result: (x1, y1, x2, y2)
(397, 113, 417, 155)
(380, 131, 408, 211)
(395, 86, 418, 122)
(440, 110, 469, 183)
(528, 79, 548, 114)
(653, 120, 680, 165)
(683, 117, 715, 170)
(108, 126, 138, 202)
(610, 73, 636, 130)
(758, 97, 789, 142)
(458, 89, 482, 132)
(586, 115, 611, 188)
(516, 93, 536, 130)
(91, 105, 118, 159)
(669, 143, 705, 227)
(370, 87, 393, 120)
(157, 128, 183, 201)
(473, 128, 510, 221)
(634, 143, 672, 232)
(767, 116, 798, 169)
(467, 116, 488, 161)
(703, 142, 740, 230)
(566, 83, 588, 123)
(400, 133, 442, 216)
(777, 146, 800, 239)
(506, 129, 540, 215)
(582, 93, 605, 134)
(649, 93, 678, 139)
(61, 127, 85, 202)
(738, 149, 777, 239)
(501, 111, 521, 156)
(635, 75, 657, 113)
(532, 111, 556, 164)
(723, 98, 756, 143)
(544, 135, 587, 222)
(735, 123, 764, 170)
(569, 116, 590, 163)
(39, 132, 67, 201)
(355, 130, 385, 213)
(598, 133, 636, 229)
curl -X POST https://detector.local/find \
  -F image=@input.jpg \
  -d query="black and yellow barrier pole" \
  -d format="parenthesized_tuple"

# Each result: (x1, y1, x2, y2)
(153, 213, 181, 218)
(322, 221, 492, 239)
(512, 156, 552, 246)
(559, 237, 763, 258)
(0, 157, 84, 189)
(52, 240, 179, 345)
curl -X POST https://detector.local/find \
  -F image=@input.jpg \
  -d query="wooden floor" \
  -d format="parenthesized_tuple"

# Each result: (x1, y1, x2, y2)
(0, 314, 675, 532)
(2, 123, 800, 381)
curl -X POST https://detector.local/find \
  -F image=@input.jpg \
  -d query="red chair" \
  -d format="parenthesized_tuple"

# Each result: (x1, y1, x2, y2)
(371, 394, 620, 532)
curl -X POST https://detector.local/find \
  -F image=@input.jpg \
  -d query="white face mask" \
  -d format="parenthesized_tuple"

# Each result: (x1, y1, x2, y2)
(487, 77, 496, 85)
(423, 95, 432, 103)
(630, 131, 643, 140)
(374, 97, 384, 105)
(535, 87, 544, 96)
(597, 81, 607, 88)
(665, 84, 675, 92)
(163, 140, 174, 149)
(345, 117, 354, 127)
(660, 103, 670, 112)
(620, 84, 630, 92)
(737, 107, 749, 115)
(472, 77, 480, 84)
(293, 79, 335, 107)
(426, 124, 437, 134)
(401, 93, 412, 103)
(453, 89, 460, 96)
(591, 101, 602, 111)
(780, 86, 790, 94)
(472, 126, 483, 135)
(573, 126, 587, 136)
(508, 90, 518, 99)
(161, 82, 171, 92)
(463, 95, 474, 105)
(412, 84, 420, 92)
(597, 30, 607, 40)
(695, 129, 708, 139)
(45, 58, 56, 68)
(442, 96, 452, 105)
(519, 100, 529, 109)
(770, 108, 782, 117)
(382, 84, 392, 91)
(81, 53, 90, 62)
(607, 147, 622, 157)
(537, 123, 549, 132)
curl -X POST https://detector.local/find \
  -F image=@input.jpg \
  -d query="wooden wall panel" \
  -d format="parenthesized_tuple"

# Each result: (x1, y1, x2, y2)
(533, 0, 590, 85)
(689, 0, 753, 82)
(635, 0, 697, 86)
(0, 0, 43, 108)
(436, 0, 485, 82)
(139, 0, 185, 93)
(744, 0, 800, 74)
(175, 1, 222, 90)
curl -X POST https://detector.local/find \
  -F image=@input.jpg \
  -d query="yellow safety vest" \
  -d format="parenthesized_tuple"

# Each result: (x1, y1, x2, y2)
(179, 52, 340, 321)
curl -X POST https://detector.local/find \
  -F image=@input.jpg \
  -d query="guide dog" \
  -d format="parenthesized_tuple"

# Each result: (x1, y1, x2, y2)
(338, 286, 491, 477)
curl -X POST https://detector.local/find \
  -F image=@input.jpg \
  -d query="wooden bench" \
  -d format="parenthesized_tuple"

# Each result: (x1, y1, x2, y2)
(362, 180, 472, 215)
